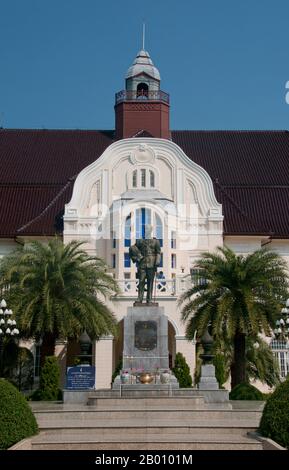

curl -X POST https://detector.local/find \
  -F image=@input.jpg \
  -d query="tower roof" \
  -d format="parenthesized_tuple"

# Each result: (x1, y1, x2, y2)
(125, 49, 161, 81)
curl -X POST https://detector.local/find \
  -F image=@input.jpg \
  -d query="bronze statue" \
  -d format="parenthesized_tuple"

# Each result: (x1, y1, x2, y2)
(129, 225, 161, 304)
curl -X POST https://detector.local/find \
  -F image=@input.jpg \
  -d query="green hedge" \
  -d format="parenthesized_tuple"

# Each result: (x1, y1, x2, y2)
(0, 379, 38, 449)
(229, 382, 264, 400)
(30, 356, 60, 401)
(172, 352, 192, 388)
(259, 377, 289, 449)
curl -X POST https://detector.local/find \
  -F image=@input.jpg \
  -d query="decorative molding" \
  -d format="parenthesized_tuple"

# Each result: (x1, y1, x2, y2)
(130, 143, 156, 165)
(125, 103, 160, 111)
(64, 138, 223, 233)
(99, 335, 114, 341)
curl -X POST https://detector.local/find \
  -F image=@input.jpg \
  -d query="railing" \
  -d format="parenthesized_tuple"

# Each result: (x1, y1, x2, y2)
(115, 89, 170, 105)
(116, 276, 191, 298)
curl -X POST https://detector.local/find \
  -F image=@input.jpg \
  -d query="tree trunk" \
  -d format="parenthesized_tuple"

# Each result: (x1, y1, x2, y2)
(40, 333, 56, 368)
(231, 332, 246, 389)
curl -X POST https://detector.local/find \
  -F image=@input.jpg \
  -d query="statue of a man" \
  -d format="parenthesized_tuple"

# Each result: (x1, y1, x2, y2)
(129, 225, 161, 304)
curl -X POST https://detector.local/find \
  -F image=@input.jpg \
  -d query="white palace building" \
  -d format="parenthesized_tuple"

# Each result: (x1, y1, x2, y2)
(1, 48, 289, 388)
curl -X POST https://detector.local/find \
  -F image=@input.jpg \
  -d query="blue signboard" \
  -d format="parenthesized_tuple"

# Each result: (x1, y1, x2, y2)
(66, 365, 95, 390)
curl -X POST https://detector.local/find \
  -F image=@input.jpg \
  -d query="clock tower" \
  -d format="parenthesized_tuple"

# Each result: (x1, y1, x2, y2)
(115, 49, 170, 140)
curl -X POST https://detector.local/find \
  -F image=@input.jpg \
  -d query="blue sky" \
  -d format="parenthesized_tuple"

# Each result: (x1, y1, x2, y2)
(1, 0, 289, 130)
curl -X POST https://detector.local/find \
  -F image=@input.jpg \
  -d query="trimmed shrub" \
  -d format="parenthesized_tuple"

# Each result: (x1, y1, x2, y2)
(229, 382, 264, 400)
(259, 377, 289, 449)
(31, 356, 60, 401)
(214, 353, 229, 388)
(0, 379, 38, 449)
(172, 352, 192, 388)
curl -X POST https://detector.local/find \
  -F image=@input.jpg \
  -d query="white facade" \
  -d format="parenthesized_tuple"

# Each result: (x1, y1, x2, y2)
(1, 136, 289, 389)
(63, 137, 224, 388)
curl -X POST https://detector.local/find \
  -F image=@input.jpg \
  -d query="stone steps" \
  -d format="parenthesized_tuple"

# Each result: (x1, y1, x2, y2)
(33, 409, 262, 422)
(29, 399, 264, 451)
(31, 432, 263, 450)
(87, 396, 205, 407)
(36, 424, 257, 435)
(88, 388, 230, 402)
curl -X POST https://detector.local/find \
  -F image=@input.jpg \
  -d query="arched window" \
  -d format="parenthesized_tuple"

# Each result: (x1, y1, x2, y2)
(137, 82, 148, 98)
(155, 213, 163, 247)
(141, 169, 146, 187)
(130, 168, 157, 189)
(124, 214, 131, 247)
(132, 170, 137, 188)
(136, 208, 151, 239)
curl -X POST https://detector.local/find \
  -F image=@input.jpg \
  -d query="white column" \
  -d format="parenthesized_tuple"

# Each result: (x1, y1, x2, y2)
(94, 335, 114, 389)
(175, 336, 196, 379)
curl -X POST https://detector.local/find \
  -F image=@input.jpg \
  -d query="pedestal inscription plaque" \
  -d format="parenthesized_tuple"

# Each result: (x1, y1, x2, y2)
(135, 321, 157, 351)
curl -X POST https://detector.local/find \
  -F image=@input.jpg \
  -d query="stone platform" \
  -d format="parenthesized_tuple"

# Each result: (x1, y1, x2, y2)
(113, 304, 179, 389)
(63, 387, 229, 403)
(27, 398, 265, 450)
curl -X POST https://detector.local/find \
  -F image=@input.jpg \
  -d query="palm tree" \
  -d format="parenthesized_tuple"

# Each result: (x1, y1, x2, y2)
(245, 336, 280, 388)
(0, 239, 119, 364)
(179, 247, 288, 388)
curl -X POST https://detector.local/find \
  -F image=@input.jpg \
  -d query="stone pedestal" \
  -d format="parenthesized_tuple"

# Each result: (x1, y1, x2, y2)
(198, 364, 219, 390)
(123, 305, 169, 371)
(113, 305, 178, 389)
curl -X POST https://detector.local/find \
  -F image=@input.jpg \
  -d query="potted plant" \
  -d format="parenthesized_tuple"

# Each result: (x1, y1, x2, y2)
(160, 370, 171, 384)
(120, 370, 131, 384)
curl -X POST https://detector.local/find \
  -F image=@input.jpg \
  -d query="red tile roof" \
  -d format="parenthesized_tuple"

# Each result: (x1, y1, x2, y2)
(0, 129, 288, 238)
(172, 131, 289, 238)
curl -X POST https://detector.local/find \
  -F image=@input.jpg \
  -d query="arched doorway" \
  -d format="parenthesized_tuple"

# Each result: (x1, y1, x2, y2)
(137, 82, 148, 98)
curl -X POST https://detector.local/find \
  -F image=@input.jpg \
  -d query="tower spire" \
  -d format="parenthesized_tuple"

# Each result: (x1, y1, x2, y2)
(142, 22, 145, 50)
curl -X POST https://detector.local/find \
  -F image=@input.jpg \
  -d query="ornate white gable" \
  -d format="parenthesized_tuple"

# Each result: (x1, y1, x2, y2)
(64, 138, 223, 276)
(65, 138, 222, 220)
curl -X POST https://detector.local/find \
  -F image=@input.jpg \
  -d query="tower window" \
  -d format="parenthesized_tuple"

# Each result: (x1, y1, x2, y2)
(150, 170, 155, 187)
(137, 82, 148, 98)
(132, 170, 137, 188)
(141, 169, 146, 187)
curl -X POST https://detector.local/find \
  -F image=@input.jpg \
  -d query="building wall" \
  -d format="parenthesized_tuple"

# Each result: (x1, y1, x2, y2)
(64, 138, 223, 279)
(115, 101, 170, 140)
(0, 239, 19, 258)
(225, 236, 289, 269)
(1, 137, 288, 391)
(63, 137, 223, 388)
